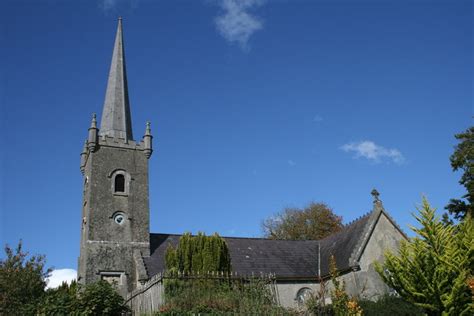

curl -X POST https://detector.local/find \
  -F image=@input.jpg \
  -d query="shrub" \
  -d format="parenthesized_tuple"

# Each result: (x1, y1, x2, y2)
(77, 280, 129, 315)
(157, 275, 293, 315)
(358, 295, 424, 316)
(37, 280, 128, 315)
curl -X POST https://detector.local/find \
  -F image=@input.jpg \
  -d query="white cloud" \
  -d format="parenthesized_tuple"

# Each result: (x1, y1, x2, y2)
(99, 0, 138, 12)
(46, 269, 77, 289)
(340, 140, 404, 164)
(100, 0, 117, 11)
(214, 0, 265, 51)
(313, 115, 323, 123)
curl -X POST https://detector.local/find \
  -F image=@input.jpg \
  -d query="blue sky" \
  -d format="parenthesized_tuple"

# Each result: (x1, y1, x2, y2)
(1, 0, 472, 284)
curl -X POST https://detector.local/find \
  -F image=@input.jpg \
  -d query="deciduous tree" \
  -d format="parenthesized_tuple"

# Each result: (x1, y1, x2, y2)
(262, 202, 343, 240)
(0, 240, 50, 315)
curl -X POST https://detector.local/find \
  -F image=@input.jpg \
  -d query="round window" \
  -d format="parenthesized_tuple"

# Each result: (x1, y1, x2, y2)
(113, 213, 125, 225)
(296, 287, 313, 306)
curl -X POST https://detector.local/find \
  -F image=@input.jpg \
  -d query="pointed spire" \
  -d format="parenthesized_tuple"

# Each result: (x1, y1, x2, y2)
(99, 17, 134, 140)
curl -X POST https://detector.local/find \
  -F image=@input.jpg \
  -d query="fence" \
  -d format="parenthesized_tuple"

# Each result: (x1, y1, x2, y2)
(125, 272, 279, 315)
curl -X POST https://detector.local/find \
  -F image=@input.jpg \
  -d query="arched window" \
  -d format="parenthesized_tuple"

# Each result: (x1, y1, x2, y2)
(114, 174, 125, 193)
(109, 170, 130, 196)
(296, 287, 313, 307)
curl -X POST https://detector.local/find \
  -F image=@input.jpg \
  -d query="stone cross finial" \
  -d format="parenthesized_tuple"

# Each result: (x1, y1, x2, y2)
(371, 189, 380, 203)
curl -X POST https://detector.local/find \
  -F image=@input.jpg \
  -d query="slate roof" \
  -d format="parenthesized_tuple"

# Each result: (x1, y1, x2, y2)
(143, 207, 389, 281)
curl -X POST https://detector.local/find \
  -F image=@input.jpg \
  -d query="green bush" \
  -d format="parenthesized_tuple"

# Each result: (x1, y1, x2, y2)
(36, 280, 129, 315)
(157, 276, 294, 315)
(77, 280, 129, 315)
(36, 281, 79, 315)
(1, 241, 128, 315)
(358, 295, 424, 316)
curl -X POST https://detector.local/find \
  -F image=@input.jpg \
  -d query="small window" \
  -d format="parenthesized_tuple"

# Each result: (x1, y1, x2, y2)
(100, 272, 124, 286)
(113, 212, 125, 225)
(109, 170, 130, 195)
(114, 174, 125, 193)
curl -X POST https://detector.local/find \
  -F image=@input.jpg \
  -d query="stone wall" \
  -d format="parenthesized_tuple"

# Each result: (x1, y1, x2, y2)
(78, 138, 151, 297)
(349, 212, 405, 300)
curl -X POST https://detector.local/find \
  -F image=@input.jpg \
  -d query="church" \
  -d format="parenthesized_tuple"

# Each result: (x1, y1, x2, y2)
(77, 20, 406, 312)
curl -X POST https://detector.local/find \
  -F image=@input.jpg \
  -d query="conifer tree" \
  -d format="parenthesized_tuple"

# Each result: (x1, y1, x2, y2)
(444, 126, 473, 222)
(376, 198, 473, 316)
(165, 232, 231, 274)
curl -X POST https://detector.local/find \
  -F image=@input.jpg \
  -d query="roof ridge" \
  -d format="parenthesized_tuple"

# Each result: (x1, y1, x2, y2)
(150, 232, 322, 242)
(343, 211, 371, 228)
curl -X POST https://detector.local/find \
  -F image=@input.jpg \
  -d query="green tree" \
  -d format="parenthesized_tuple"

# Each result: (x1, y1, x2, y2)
(262, 202, 343, 240)
(376, 198, 474, 316)
(0, 240, 50, 315)
(445, 126, 474, 222)
(165, 232, 231, 274)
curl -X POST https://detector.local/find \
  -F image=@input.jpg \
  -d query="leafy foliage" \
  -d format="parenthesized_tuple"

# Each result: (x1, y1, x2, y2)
(0, 241, 127, 315)
(305, 280, 333, 315)
(0, 240, 50, 315)
(37, 279, 128, 315)
(445, 126, 474, 222)
(157, 275, 294, 315)
(305, 256, 363, 316)
(376, 198, 474, 315)
(77, 280, 128, 315)
(262, 202, 343, 240)
(36, 281, 79, 314)
(358, 294, 424, 316)
(329, 256, 363, 316)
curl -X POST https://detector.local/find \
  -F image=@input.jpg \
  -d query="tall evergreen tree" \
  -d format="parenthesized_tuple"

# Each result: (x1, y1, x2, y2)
(376, 198, 473, 315)
(165, 232, 231, 274)
(445, 126, 474, 222)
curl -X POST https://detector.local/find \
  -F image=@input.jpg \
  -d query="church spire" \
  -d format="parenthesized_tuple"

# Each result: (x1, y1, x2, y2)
(99, 17, 134, 140)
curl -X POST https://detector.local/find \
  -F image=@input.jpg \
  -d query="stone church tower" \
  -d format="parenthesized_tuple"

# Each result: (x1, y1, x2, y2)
(78, 18, 152, 296)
